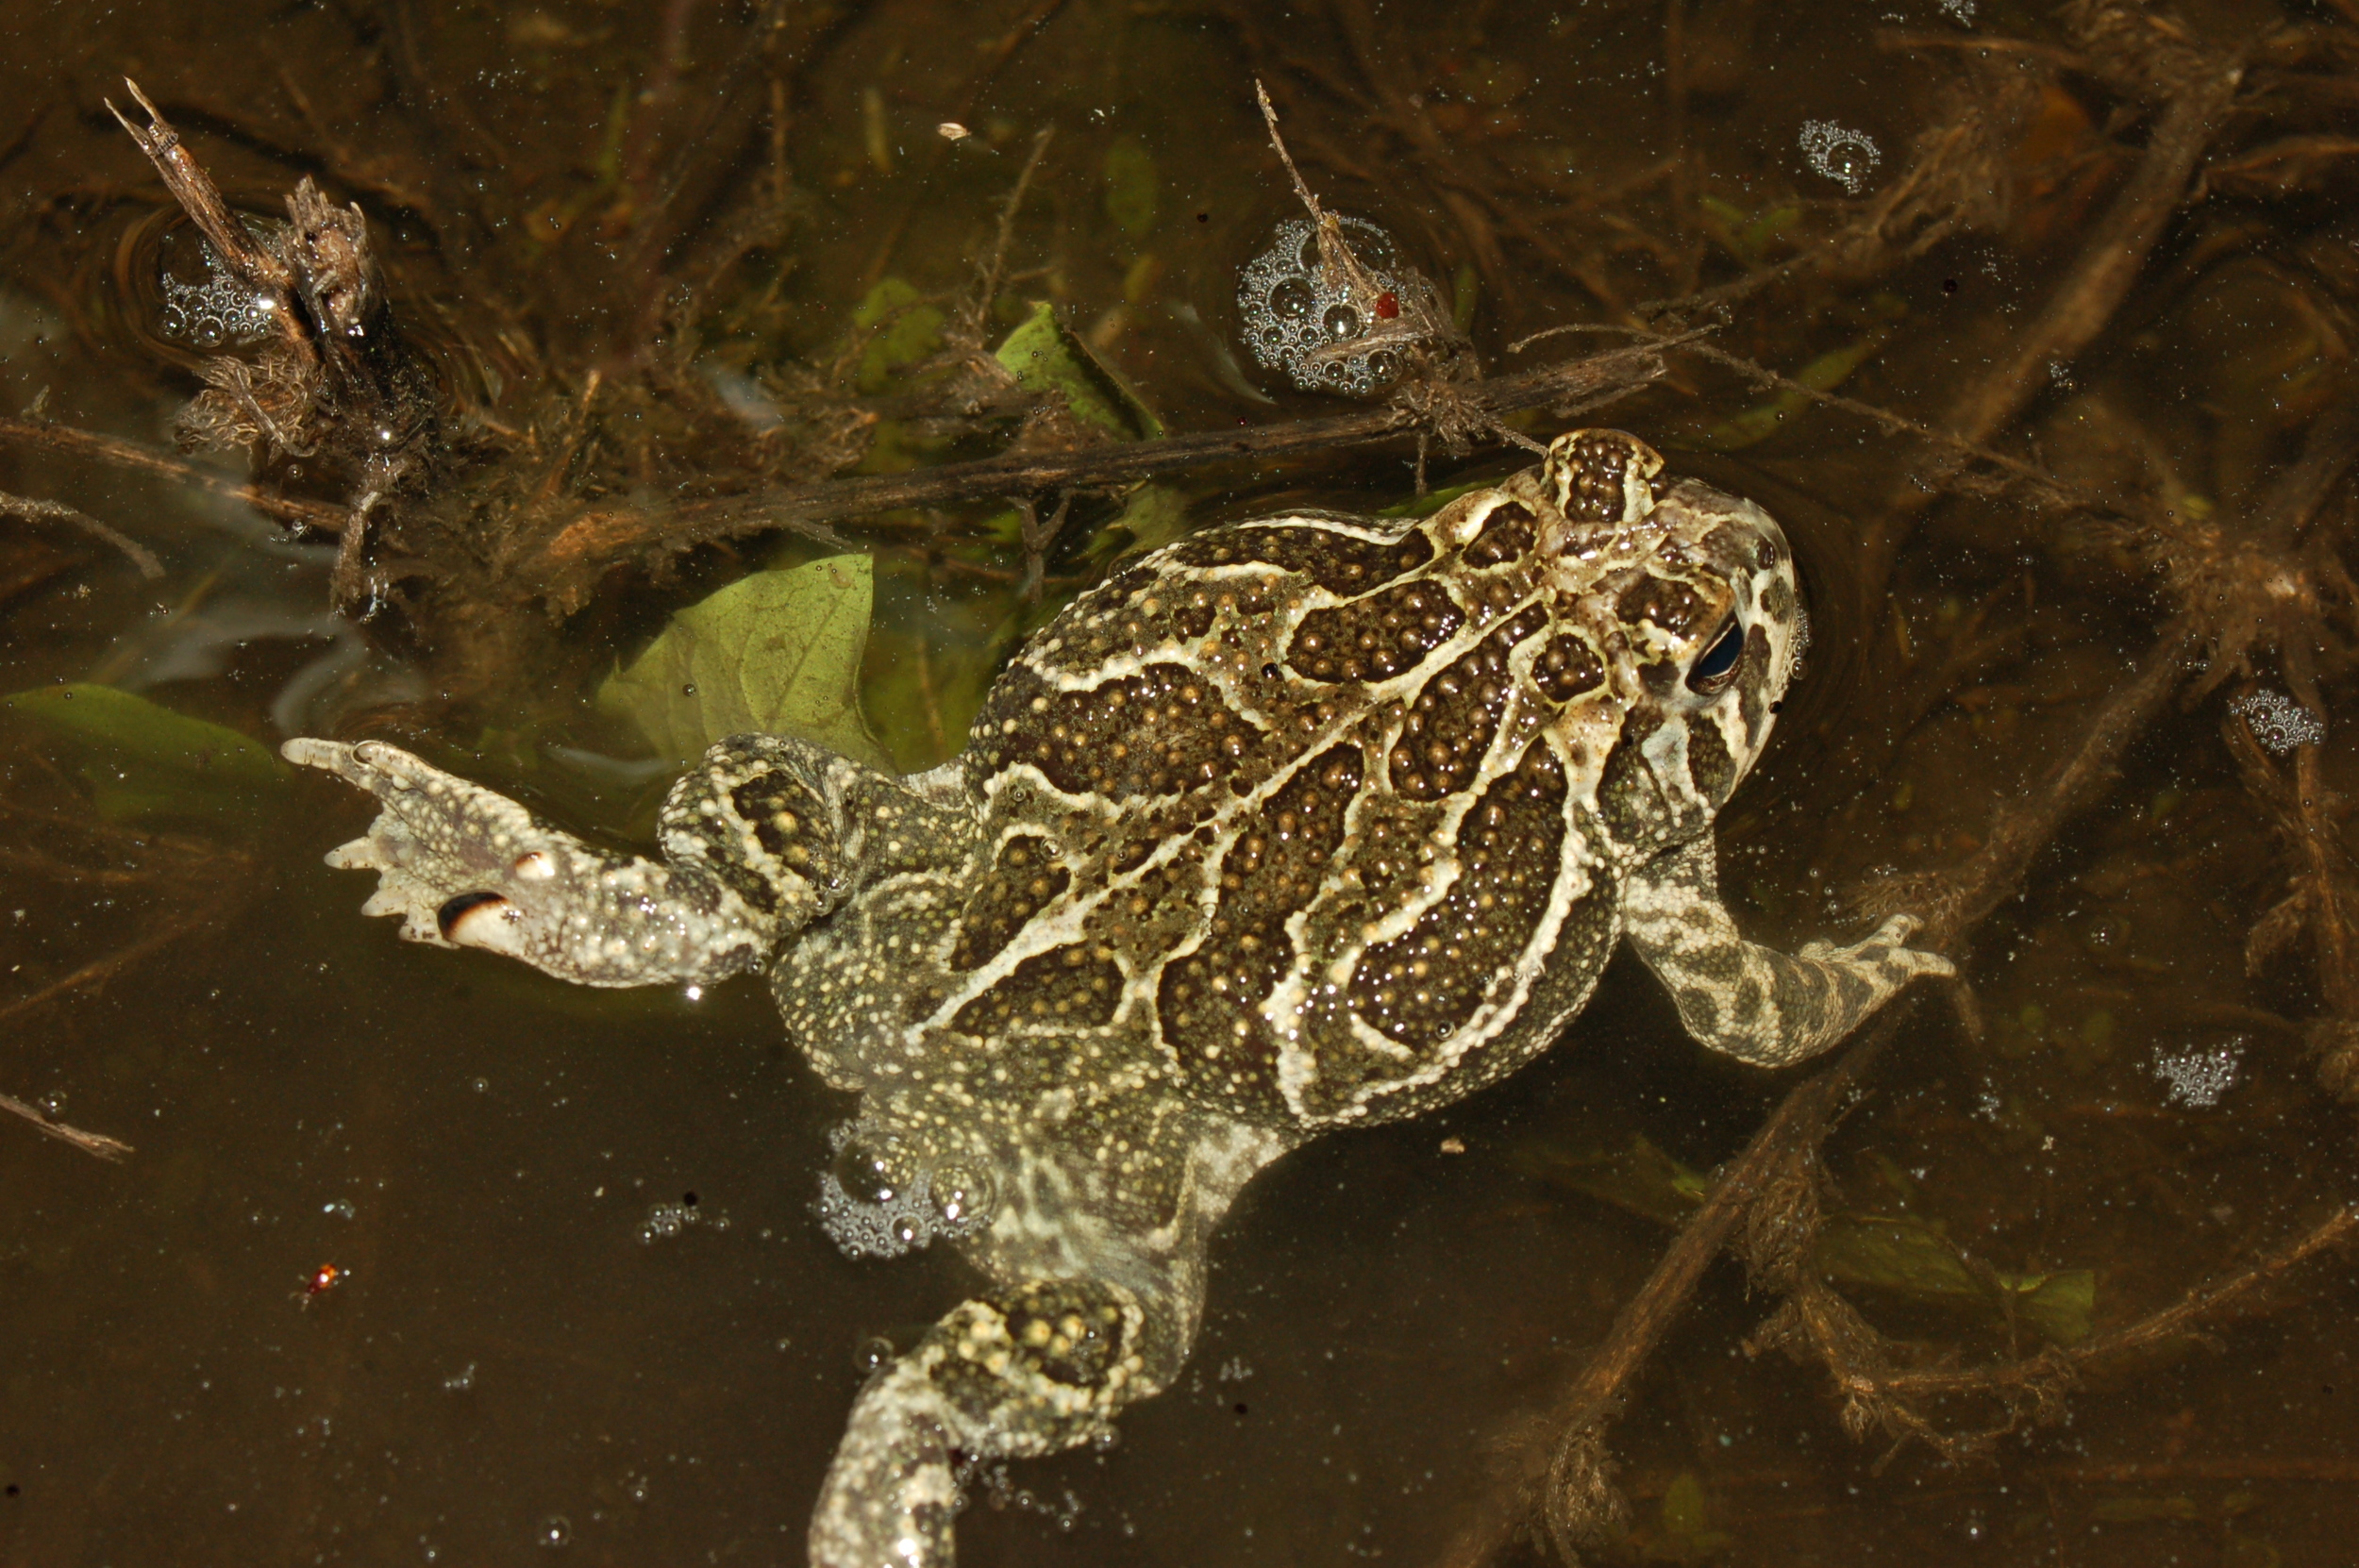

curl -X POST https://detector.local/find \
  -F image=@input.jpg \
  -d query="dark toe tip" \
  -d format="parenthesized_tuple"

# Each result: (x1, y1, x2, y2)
(437, 891, 510, 940)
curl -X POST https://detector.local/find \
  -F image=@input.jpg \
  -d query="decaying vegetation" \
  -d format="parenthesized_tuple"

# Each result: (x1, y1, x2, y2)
(5, 0, 2359, 1561)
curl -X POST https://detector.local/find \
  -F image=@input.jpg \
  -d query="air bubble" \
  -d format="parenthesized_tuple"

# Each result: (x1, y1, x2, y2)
(930, 1164, 992, 1226)
(2231, 689, 2324, 754)
(2152, 1039, 2245, 1108)
(154, 235, 278, 350)
(639, 1201, 696, 1243)
(1799, 120, 1882, 195)
(812, 1123, 991, 1259)
(1235, 215, 1419, 397)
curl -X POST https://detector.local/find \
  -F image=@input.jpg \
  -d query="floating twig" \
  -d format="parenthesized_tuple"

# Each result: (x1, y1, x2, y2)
(0, 1090, 133, 1162)
(0, 491, 164, 579)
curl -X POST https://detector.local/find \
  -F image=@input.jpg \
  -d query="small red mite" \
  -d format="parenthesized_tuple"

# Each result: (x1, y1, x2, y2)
(1374, 291, 1400, 320)
(301, 1263, 346, 1303)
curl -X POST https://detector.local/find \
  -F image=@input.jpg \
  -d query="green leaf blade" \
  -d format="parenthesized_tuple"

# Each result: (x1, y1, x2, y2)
(2, 683, 287, 822)
(597, 555, 890, 771)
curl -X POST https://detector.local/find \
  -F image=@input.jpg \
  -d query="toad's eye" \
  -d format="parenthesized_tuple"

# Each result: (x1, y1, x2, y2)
(1686, 617, 1744, 694)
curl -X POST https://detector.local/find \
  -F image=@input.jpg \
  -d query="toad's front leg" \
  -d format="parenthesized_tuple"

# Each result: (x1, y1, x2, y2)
(810, 1276, 1172, 1568)
(1622, 835, 1954, 1067)
(284, 737, 848, 988)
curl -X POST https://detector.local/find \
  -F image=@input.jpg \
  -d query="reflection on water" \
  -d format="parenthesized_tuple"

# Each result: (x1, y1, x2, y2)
(4, 2, 2358, 1565)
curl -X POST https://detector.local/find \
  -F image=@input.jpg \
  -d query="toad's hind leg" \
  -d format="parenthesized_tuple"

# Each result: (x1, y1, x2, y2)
(810, 1276, 1174, 1568)
(1623, 835, 1953, 1067)
(283, 735, 856, 988)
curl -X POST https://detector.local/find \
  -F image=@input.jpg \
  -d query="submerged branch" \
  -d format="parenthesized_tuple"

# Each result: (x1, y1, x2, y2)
(1858, 49, 2245, 592)
(522, 338, 1678, 592)
(0, 490, 163, 579)
(0, 415, 344, 531)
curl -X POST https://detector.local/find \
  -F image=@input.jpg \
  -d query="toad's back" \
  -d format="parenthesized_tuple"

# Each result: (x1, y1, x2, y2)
(778, 432, 1807, 1157)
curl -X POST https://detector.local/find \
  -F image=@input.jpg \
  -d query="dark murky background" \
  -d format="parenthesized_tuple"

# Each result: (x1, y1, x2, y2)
(4, 0, 2359, 1563)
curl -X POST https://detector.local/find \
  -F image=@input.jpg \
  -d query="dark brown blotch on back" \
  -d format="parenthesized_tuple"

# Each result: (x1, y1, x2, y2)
(1159, 744, 1363, 1106)
(975, 662, 1262, 800)
(1533, 632, 1605, 703)
(1461, 500, 1536, 568)
(1615, 574, 1712, 638)
(1173, 523, 1432, 596)
(1389, 608, 1545, 800)
(1346, 742, 1568, 1054)
(1286, 580, 1465, 684)
(951, 942, 1125, 1035)
(1557, 432, 1640, 522)
(950, 834, 1070, 971)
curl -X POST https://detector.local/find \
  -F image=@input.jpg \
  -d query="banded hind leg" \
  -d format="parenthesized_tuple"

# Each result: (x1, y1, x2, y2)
(808, 1275, 1184, 1568)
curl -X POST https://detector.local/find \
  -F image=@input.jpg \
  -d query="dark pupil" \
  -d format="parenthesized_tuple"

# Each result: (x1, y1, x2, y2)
(1688, 619, 1744, 689)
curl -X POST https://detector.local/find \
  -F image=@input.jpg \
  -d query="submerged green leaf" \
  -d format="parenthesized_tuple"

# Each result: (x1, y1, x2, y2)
(1102, 137, 1159, 237)
(1082, 483, 1193, 563)
(1654, 1471, 1734, 1560)
(1524, 1133, 2094, 1345)
(995, 302, 1164, 441)
(1528, 1133, 1712, 1227)
(1699, 196, 1804, 266)
(1815, 1214, 2095, 1345)
(1, 683, 286, 822)
(1704, 325, 1895, 450)
(596, 555, 889, 770)
(1453, 260, 1481, 334)
(854, 278, 946, 394)
(1379, 478, 1492, 519)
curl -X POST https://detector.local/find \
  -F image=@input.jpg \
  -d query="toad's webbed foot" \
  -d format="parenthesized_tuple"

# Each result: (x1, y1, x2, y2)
(284, 736, 853, 988)
(1623, 836, 1953, 1068)
(810, 1276, 1163, 1568)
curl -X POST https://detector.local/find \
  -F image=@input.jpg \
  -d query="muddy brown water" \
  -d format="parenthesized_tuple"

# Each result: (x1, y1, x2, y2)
(4, 1, 2358, 1564)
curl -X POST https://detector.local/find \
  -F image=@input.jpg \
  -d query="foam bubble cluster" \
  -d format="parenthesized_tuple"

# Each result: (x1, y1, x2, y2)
(157, 236, 278, 350)
(2152, 1039, 2245, 1108)
(2232, 689, 2325, 754)
(812, 1125, 992, 1259)
(1237, 216, 1412, 396)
